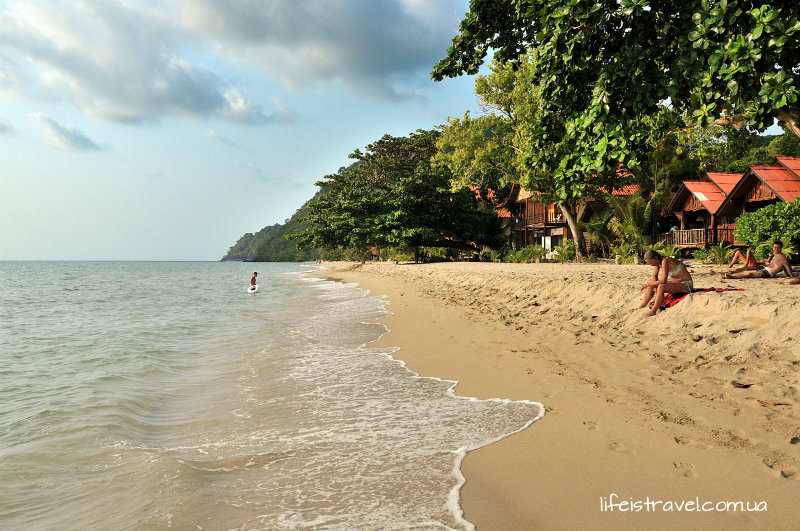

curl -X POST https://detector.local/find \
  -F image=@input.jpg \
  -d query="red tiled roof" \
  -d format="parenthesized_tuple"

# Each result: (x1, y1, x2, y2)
(706, 172, 744, 195)
(684, 181, 727, 214)
(609, 184, 640, 196)
(775, 156, 800, 179)
(749, 166, 800, 202)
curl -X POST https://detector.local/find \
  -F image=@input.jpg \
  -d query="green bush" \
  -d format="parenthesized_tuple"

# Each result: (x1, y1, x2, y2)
(612, 242, 638, 258)
(706, 243, 732, 265)
(692, 248, 709, 261)
(650, 240, 680, 258)
(734, 199, 800, 260)
(516, 246, 534, 263)
(529, 244, 547, 262)
(553, 240, 576, 262)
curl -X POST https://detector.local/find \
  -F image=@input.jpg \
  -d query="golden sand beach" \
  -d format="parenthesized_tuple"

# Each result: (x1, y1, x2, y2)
(322, 260, 800, 531)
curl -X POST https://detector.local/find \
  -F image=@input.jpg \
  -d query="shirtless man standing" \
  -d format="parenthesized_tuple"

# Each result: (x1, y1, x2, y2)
(714, 241, 794, 280)
(250, 272, 258, 286)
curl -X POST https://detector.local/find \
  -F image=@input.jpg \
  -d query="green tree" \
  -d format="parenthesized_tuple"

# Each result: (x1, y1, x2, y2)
(607, 192, 666, 257)
(437, 57, 639, 259)
(434, 58, 520, 192)
(579, 208, 614, 257)
(432, 0, 800, 179)
(291, 130, 503, 258)
(434, 111, 513, 192)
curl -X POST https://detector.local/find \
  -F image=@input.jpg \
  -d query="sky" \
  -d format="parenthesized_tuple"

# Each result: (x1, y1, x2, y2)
(0, 0, 482, 260)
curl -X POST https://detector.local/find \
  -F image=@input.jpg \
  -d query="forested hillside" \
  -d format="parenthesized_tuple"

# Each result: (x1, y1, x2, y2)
(221, 196, 322, 262)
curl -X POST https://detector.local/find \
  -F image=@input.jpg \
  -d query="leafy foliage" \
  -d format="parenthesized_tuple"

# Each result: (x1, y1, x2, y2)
(434, 111, 514, 192)
(607, 193, 663, 256)
(707, 243, 734, 264)
(503, 244, 547, 263)
(650, 240, 681, 259)
(437, 57, 634, 258)
(290, 130, 503, 256)
(733, 199, 800, 259)
(433, 0, 800, 182)
(580, 208, 614, 257)
(552, 240, 576, 262)
(678, 127, 800, 172)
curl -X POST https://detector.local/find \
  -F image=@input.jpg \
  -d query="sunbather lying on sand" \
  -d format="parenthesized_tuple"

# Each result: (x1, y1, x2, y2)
(638, 250, 694, 317)
(712, 240, 794, 280)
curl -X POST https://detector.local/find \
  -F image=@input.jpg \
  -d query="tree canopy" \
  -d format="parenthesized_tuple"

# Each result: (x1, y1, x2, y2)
(433, 0, 800, 179)
(290, 130, 503, 257)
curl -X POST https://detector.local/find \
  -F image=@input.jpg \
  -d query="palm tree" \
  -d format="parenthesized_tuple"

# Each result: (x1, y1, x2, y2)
(579, 208, 614, 257)
(607, 193, 650, 255)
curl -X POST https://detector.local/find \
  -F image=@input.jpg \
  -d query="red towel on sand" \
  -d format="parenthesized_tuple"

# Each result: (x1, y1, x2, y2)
(649, 287, 745, 311)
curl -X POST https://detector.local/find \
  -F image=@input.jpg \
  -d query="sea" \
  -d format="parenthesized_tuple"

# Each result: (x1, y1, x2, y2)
(0, 261, 544, 531)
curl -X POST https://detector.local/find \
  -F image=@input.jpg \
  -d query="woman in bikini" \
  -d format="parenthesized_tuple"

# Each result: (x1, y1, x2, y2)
(638, 250, 694, 317)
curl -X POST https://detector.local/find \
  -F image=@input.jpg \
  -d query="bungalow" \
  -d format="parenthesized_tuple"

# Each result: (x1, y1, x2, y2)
(498, 179, 640, 251)
(662, 172, 744, 247)
(498, 183, 567, 250)
(661, 157, 800, 248)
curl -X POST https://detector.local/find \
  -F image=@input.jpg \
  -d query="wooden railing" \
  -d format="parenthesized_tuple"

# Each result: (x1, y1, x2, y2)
(660, 229, 708, 246)
(656, 227, 740, 247)
(511, 213, 548, 228)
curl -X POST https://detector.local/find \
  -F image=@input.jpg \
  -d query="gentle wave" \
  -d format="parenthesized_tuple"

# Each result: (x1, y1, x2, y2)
(0, 262, 544, 530)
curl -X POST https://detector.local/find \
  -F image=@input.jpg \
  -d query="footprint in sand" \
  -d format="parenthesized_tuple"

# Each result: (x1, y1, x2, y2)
(583, 420, 599, 431)
(608, 441, 635, 453)
(673, 461, 697, 478)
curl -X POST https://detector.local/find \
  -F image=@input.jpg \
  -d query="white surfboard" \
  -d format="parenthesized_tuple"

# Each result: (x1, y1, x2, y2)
(247, 284, 260, 294)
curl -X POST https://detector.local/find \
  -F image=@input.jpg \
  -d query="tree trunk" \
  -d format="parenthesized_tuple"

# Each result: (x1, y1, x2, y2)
(559, 202, 587, 260)
(775, 108, 800, 138)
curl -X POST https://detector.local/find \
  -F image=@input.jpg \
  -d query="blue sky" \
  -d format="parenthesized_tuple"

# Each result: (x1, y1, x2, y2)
(0, 0, 480, 260)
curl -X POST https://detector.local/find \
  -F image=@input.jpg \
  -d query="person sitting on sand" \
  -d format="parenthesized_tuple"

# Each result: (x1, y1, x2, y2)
(638, 250, 694, 317)
(726, 247, 761, 274)
(250, 272, 258, 286)
(713, 240, 793, 280)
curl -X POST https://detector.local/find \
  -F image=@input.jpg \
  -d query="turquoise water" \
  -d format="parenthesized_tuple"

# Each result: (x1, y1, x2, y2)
(0, 262, 543, 530)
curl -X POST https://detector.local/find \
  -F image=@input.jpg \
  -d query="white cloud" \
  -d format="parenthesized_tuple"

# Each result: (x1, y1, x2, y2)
(29, 113, 102, 151)
(0, 1, 288, 124)
(0, 0, 465, 126)
(174, 0, 465, 100)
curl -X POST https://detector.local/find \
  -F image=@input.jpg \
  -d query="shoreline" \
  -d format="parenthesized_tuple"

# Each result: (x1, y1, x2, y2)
(320, 260, 800, 531)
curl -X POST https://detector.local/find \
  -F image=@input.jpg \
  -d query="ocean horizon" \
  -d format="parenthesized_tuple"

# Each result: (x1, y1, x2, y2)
(0, 261, 542, 530)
